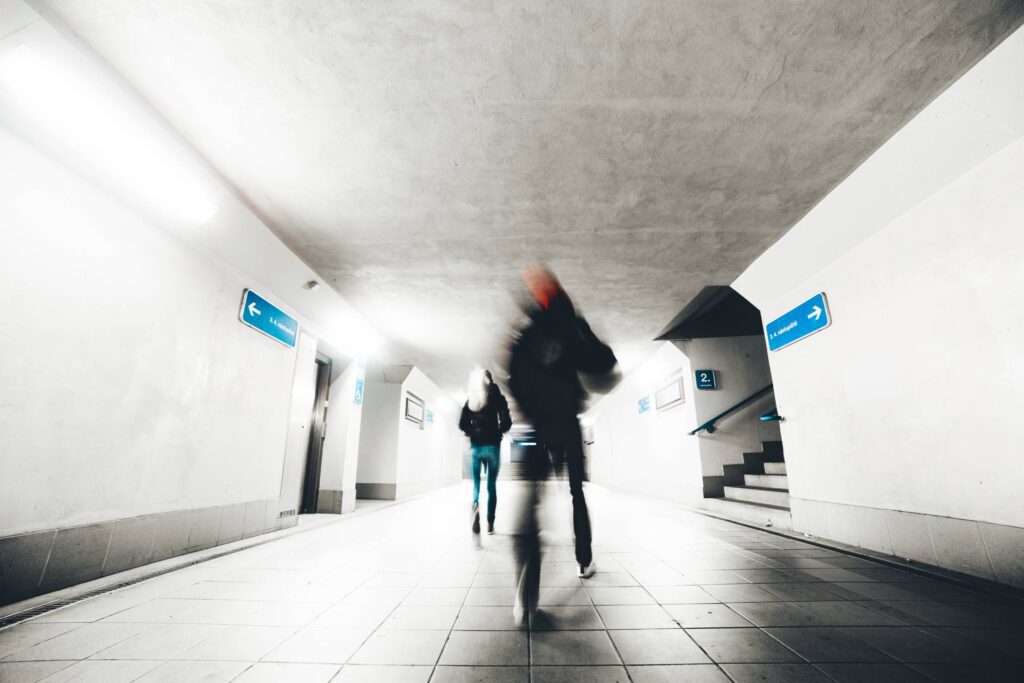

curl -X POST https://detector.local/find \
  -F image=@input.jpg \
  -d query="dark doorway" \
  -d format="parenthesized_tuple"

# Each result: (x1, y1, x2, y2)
(300, 355, 332, 514)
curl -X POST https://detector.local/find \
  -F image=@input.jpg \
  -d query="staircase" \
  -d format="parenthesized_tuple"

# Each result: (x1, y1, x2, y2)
(701, 440, 792, 530)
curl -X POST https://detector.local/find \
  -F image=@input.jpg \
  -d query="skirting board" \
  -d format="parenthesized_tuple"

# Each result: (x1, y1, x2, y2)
(790, 497, 1024, 589)
(0, 498, 288, 606)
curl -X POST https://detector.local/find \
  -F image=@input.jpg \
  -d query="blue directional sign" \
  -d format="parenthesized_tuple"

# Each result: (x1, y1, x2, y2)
(239, 289, 299, 348)
(695, 370, 717, 390)
(353, 376, 364, 405)
(426, 410, 435, 424)
(766, 292, 831, 351)
(637, 396, 651, 414)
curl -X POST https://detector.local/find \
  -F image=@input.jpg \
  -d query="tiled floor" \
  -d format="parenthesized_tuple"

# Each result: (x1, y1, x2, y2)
(2, 482, 1022, 682)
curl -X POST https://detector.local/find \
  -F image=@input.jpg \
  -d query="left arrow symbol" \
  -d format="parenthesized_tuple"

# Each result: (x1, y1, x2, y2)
(807, 305, 822, 321)
(248, 302, 261, 317)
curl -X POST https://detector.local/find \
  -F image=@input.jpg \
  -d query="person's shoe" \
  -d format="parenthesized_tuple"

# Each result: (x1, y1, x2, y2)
(471, 503, 480, 534)
(578, 560, 597, 578)
(487, 519, 495, 535)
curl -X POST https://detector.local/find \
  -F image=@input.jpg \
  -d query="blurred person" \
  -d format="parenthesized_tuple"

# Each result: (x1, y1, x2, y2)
(459, 367, 512, 534)
(507, 266, 618, 624)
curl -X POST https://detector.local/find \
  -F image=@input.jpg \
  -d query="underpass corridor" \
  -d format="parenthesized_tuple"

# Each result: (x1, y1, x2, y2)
(2, 483, 1022, 682)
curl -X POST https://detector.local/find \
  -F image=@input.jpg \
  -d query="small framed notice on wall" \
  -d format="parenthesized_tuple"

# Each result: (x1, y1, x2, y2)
(655, 377, 685, 410)
(405, 392, 425, 425)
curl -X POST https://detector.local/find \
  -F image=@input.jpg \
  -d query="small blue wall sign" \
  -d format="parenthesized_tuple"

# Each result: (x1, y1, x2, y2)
(426, 410, 434, 424)
(695, 370, 717, 390)
(239, 289, 299, 348)
(353, 376, 364, 405)
(637, 396, 651, 414)
(766, 292, 831, 351)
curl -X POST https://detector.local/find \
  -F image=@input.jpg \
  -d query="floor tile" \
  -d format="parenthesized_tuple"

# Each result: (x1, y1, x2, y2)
(840, 626, 984, 663)
(29, 598, 138, 624)
(764, 627, 894, 662)
(240, 601, 331, 627)
(719, 663, 832, 682)
(686, 628, 802, 663)
(379, 603, 460, 630)
(597, 604, 677, 629)
(454, 605, 522, 630)
(464, 587, 516, 606)
(795, 601, 906, 626)
(94, 623, 223, 659)
(0, 661, 75, 683)
(430, 665, 528, 682)
(814, 662, 932, 682)
(232, 662, 340, 682)
(2, 623, 145, 661)
(0, 623, 78, 658)
(531, 630, 621, 665)
(726, 601, 823, 627)
(348, 629, 448, 665)
(310, 602, 395, 628)
(581, 572, 638, 587)
(439, 630, 528, 665)
(135, 659, 249, 682)
(264, 627, 371, 663)
(905, 663, 1018, 682)
(538, 586, 591, 605)
(177, 625, 295, 661)
(626, 664, 730, 682)
(586, 587, 655, 605)
(402, 586, 468, 606)
(703, 584, 781, 603)
(532, 664, 630, 682)
(647, 585, 719, 604)
(663, 604, 752, 628)
(608, 630, 710, 665)
(532, 605, 604, 630)
(42, 659, 165, 682)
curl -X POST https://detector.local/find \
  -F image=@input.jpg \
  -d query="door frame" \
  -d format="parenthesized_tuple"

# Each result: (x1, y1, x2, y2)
(299, 354, 332, 514)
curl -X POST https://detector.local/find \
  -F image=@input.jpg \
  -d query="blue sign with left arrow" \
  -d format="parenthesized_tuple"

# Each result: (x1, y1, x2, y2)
(766, 292, 831, 351)
(239, 289, 299, 348)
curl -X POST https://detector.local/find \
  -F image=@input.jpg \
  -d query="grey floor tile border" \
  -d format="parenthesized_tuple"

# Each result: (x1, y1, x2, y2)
(0, 497, 407, 628)
(647, 487, 1024, 603)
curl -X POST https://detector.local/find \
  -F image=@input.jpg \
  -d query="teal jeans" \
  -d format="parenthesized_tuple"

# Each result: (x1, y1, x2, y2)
(471, 445, 500, 521)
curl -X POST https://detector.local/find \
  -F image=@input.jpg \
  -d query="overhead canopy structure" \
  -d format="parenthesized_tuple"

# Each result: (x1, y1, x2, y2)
(655, 287, 763, 341)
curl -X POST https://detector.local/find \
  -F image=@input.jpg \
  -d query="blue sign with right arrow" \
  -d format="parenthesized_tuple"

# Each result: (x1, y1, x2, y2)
(766, 292, 831, 351)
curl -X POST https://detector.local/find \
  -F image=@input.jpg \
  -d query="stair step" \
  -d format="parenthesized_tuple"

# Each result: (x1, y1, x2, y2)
(761, 440, 784, 458)
(764, 462, 787, 475)
(744, 473, 788, 489)
(723, 485, 790, 507)
(701, 497, 793, 530)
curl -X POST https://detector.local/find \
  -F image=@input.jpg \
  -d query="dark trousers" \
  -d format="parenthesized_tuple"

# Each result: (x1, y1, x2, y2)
(513, 418, 592, 611)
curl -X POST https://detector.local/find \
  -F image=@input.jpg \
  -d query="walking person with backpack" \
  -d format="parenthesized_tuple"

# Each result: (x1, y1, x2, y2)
(459, 367, 513, 534)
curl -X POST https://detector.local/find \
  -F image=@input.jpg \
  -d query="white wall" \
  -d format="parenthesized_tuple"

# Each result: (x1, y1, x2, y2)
(0, 127, 297, 535)
(319, 362, 365, 511)
(396, 368, 461, 498)
(355, 378, 401, 491)
(732, 27, 1024, 586)
(584, 343, 704, 506)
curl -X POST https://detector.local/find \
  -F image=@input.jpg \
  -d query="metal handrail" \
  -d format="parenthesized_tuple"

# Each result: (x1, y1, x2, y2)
(688, 383, 774, 435)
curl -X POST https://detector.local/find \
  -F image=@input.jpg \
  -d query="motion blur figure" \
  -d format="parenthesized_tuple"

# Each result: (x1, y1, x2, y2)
(507, 266, 618, 624)
(458, 367, 512, 534)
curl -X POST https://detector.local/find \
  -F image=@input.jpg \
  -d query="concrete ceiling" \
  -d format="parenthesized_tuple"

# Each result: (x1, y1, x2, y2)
(37, 0, 1024, 394)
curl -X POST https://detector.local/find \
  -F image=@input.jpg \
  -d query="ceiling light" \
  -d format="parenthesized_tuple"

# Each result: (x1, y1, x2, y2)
(0, 45, 217, 225)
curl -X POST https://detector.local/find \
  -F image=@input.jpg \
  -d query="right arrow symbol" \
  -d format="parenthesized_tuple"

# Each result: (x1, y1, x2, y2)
(808, 305, 822, 321)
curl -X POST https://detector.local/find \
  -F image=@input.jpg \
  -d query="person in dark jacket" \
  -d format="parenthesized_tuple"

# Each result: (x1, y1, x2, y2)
(507, 266, 618, 623)
(459, 366, 512, 534)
